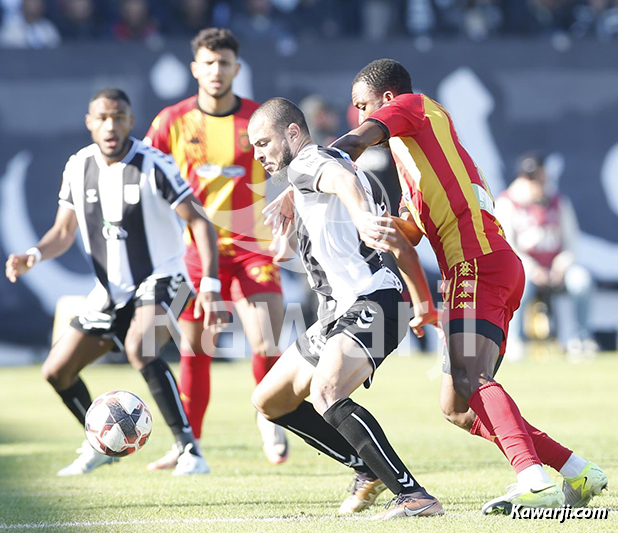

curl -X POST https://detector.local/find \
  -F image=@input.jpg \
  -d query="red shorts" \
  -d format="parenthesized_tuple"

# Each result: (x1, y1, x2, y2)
(441, 250, 524, 355)
(181, 245, 283, 322)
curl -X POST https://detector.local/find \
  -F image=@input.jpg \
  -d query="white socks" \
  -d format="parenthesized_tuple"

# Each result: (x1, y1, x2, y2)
(517, 464, 552, 487)
(559, 453, 588, 479)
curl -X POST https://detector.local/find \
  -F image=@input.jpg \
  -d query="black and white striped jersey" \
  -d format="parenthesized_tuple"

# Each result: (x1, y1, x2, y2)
(288, 144, 402, 323)
(58, 137, 192, 310)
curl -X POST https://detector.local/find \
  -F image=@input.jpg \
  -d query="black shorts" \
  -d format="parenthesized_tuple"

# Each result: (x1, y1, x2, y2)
(296, 289, 405, 389)
(71, 274, 190, 351)
(441, 318, 505, 376)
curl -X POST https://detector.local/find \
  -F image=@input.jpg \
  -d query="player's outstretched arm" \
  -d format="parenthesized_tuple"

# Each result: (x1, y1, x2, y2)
(330, 121, 387, 161)
(5, 205, 78, 283)
(175, 194, 228, 330)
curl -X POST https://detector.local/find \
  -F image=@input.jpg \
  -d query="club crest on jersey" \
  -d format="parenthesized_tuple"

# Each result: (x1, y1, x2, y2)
(238, 130, 251, 153)
(124, 184, 140, 205)
(102, 220, 128, 240)
(86, 189, 98, 203)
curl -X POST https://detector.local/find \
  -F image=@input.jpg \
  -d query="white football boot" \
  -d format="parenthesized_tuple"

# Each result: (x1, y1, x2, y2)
(172, 443, 210, 476)
(57, 440, 118, 477)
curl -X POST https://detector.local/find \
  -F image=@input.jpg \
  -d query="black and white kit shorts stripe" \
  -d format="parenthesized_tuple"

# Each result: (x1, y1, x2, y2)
(70, 273, 190, 351)
(296, 289, 405, 388)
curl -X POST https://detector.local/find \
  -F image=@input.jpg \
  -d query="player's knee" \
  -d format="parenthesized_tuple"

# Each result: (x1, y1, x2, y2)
(124, 339, 146, 370)
(309, 379, 337, 416)
(42, 360, 69, 390)
(252, 385, 284, 420)
(440, 404, 474, 430)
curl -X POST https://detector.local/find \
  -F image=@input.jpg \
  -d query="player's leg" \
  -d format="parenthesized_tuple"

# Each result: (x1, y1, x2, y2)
(42, 324, 118, 476)
(146, 262, 222, 471)
(124, 302, 208, 475)
(252, 336, 379, 475)
(447, 329, 564, 513)
(443, 335, 607, 508)
(234, 288, 287, 464)
(311, 331, 442, 519)
(42, 327, 115, 423)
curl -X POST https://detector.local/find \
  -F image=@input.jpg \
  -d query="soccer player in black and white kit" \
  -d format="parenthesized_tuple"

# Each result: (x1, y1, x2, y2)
(248, 98, 444, 520)
(5, 88, 228, 476)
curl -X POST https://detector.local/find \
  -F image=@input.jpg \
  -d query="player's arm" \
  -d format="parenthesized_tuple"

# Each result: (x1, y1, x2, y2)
(316, 163, 395, 252)
(330, 120, 387, 162)
(174, 194, 228, 329)
(387, 216, 438, 337)
(5, 205, 77, 283)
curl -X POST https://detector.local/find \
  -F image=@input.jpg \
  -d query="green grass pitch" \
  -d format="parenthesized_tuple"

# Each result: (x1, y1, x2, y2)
(0, 353, 616, 532)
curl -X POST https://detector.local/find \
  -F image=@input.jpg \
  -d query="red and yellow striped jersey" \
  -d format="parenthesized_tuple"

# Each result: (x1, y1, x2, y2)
(145, 96, 271, 258)
(368, 93, 511, 276)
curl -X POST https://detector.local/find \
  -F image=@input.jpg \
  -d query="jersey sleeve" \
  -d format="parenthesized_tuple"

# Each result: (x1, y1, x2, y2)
(289, 147, 353, 194)
(153, 156, 192, 209)
(58, 155, 76, 211)
(366, 94, 426, 138)
(144, 111, 171, 154)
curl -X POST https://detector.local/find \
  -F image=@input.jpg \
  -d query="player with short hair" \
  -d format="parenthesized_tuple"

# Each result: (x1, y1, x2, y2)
(145, 28, 288, 469)
(249, 97, 444, 520)
(5, 87, 227, 476)
(330, 58, 608, 514)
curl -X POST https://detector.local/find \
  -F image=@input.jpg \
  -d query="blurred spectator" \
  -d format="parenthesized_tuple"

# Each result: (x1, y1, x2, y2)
(0, 0, 61, 48)
(55, 0, 100, 40)
(164, 0, 232, 36)
(230, 0, 297, 55)
(495, 153, 599, 359)
(463, 0, 503, 41)
(298, 95, 340, 146)
(110, 0, 161, 44)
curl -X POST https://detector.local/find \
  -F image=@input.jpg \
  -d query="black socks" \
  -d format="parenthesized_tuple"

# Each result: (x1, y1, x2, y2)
(323, 398, 420, 495)
(140, 358, 199, 455)
(58, 377, 92, 425)
(272, 401, 374, 475)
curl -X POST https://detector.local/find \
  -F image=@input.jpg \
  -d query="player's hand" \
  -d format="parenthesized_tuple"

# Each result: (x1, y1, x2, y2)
(263, 186, 295, 233)
(409, 305, 441, 338)
(352, 211, 395, 253)
(270, 219, 297, 263)
(194, 291, 229, 331)
(5, 253, 37, 283)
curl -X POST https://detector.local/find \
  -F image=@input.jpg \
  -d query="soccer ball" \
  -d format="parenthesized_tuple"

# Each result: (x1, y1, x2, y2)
(85, 390, 153, 457)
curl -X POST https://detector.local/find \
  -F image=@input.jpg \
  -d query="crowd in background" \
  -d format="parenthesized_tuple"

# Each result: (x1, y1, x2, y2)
(1, 0, 618, 49)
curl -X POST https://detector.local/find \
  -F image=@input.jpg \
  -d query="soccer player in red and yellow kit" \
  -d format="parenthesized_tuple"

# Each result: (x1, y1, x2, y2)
(330, 59, 607, 515)
(145, 28, 287, 469)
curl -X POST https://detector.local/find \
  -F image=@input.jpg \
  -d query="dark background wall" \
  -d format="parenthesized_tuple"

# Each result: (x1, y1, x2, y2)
(1, 38, 617, 347)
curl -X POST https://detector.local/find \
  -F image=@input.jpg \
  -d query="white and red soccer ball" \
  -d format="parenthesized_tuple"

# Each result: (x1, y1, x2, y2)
(85, 390, 152, 457)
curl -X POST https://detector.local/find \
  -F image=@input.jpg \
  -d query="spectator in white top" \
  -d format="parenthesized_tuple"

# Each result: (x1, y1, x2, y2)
(0, 0, 61, 48)
(495, 152, 598, 358)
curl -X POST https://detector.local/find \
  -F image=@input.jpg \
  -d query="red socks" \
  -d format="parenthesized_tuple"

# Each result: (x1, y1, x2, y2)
(470, 414, 572, 471)
(178, 350, 212, 440)
(252, 351, 281, 384)
(178, 349, 281, 440)
(468, 382, 540, 473)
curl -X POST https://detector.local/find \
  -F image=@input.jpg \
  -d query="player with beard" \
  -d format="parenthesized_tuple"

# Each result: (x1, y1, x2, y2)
(249, 98, 444, 520)
(145, 28, 288, 470)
